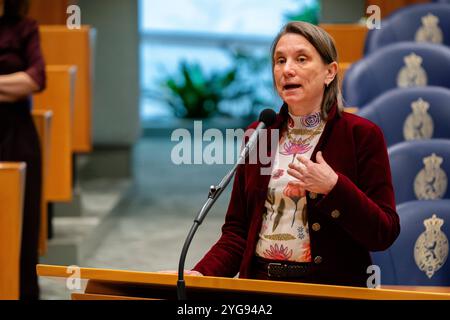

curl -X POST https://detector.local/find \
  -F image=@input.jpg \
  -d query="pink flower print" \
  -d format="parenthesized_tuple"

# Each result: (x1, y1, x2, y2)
(263, 244, 293, 260)
(272, 169, 284, 179)
(280, 141, 312, 156)
(300, 242, 311, 262)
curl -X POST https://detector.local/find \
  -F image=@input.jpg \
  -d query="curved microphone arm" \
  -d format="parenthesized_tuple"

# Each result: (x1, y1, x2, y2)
(177, 162, 238, 300)
(176, 108, 276, 300)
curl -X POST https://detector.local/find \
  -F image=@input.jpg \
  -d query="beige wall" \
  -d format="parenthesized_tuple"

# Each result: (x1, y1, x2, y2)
(29, 0, 140, 146)
(76, 0, 140, 146)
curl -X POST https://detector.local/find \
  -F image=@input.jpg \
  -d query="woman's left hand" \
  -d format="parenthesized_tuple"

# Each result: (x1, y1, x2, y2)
(287, 151, 338, 195)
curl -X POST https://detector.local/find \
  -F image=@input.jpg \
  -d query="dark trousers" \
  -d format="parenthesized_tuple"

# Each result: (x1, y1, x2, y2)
(0, 103, 42, 300)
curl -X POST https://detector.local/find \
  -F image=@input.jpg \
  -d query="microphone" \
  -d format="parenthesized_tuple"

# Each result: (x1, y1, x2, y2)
(237, 108, 278, 164)
(177, 108, 277, 300)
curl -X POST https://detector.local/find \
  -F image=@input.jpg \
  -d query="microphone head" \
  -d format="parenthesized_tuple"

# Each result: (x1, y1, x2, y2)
(259, 108, 277, 127)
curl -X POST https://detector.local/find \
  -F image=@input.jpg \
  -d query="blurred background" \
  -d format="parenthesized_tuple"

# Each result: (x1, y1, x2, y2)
(2, 0, 447, 300)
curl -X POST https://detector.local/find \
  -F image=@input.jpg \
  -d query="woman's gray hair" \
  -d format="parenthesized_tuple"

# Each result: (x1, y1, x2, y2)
(271, 21, 343, 119)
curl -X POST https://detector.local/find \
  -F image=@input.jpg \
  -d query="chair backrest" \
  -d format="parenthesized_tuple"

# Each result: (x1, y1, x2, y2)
(364, 3, 450, 55)
(358, 86, 450, 147)
(342, 42, 450, 107)
(371, 199, 450, 285)
(388, 139, 450, 205)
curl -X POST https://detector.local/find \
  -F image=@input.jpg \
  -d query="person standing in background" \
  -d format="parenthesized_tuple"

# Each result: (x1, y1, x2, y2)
(0, 0, 46, 299)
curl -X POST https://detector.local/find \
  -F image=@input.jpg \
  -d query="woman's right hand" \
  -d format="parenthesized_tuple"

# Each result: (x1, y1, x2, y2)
(156, 270, 204, 276)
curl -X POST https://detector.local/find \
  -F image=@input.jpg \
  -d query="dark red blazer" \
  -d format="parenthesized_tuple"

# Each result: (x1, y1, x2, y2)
(193, 102, 400, 287)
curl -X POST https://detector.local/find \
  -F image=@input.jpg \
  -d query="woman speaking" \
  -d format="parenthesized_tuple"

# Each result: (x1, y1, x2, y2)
(192, 21, 400, 287)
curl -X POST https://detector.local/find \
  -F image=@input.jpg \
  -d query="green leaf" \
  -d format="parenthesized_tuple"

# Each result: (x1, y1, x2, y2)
(284, 1, 320, 25)
(302, 203, 308, 227)
(158, 47, 274, 119)
(273, 198, 285, 233)
(266, 188, 275, 206)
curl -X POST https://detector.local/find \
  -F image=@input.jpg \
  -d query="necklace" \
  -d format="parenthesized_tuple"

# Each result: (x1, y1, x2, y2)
(286, 121, 325, 145)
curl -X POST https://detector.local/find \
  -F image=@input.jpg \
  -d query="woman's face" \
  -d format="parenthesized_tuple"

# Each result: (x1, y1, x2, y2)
(273, 33, 336, 114)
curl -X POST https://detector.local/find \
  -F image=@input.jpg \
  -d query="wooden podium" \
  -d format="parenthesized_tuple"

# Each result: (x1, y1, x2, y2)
(37, 264, 450, 300)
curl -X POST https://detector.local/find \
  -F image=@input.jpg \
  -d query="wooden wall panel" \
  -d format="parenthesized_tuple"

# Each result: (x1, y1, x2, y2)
(28, 0, 78, 25)
(33, 65, 76, 201)
(320, 24, 368, 63)
(39, 26, 94, 153)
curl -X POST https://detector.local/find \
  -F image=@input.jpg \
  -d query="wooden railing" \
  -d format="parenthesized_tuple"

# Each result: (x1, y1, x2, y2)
(0, 163, 26, 300)
(31, 110, 53, 256)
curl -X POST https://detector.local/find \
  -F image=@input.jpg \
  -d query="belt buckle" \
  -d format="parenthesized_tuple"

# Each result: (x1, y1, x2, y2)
(267, 262, 283, 277)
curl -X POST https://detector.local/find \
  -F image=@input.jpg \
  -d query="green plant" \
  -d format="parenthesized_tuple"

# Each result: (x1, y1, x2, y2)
(226, 48, 275, 119)
(284, 0, 320, 25)
(161, 61, 239, 118)
(159, 47, 276, 119)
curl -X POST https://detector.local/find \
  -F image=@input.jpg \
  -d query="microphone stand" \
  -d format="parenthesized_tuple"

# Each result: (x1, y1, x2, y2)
(177, 161, 239, 300)
(177, 127, 261, 300)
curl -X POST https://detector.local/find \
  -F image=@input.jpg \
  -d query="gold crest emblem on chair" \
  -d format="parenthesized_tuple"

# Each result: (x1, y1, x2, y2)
(415, 13, 443, 44)
(414, 153, 448, 200)
(414, 214, 449, 278)
(397, 53, 428, 88)
(403, 98, 434, 140)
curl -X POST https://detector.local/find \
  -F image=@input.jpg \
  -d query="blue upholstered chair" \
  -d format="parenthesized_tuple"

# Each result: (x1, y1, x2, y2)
(388, 139, 450, 205)
(358, 86, 450, 147)
(371, 200, 450, 285)
(364, 3, 450, 55)
(342, 42, 450, 108)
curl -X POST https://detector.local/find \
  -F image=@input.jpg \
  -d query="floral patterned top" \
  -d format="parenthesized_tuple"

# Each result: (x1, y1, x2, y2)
(255, 111, 325, 262)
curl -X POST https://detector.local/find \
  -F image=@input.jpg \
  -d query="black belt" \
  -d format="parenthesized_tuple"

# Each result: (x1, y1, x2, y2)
(255, 257, 312, 278)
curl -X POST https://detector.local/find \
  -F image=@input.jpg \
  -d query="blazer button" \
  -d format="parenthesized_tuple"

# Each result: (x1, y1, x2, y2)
(311, 223, 321, 232)
(331, 209, 341, 219)
(314, 256, 323, 264)
(309, 192, 317, 200)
